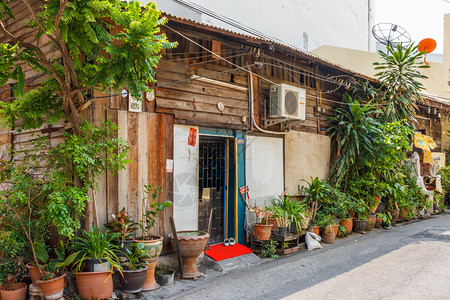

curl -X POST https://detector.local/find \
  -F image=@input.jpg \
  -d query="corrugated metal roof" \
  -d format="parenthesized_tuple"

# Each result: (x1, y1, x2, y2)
(162, 12, 450, 110)
(162, 12, 378, 83)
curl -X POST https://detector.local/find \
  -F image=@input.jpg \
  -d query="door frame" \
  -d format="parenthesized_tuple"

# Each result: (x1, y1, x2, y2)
(198, 127, 246, 244)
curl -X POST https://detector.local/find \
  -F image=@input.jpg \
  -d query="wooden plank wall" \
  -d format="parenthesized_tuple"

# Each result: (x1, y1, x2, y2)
(81, 93, 175, 245)
(256, 54, 341, 134)
(155, 28, 251, 131)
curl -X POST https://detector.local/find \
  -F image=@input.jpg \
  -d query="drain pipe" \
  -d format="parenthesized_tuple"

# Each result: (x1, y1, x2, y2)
(247, 66, 289, 135)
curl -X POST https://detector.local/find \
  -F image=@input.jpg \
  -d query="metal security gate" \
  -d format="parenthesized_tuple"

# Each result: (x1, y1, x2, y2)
(198, 136, 226, 244)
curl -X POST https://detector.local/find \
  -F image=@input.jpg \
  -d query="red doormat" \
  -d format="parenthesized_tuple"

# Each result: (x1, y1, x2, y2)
(204, 243, 253, 261)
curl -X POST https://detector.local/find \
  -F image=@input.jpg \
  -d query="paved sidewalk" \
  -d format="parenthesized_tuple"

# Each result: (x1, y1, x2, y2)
(140, 213, 450, 300)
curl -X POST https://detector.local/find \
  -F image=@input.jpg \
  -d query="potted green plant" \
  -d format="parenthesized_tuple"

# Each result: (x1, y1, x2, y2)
(34, 242, 78, 300)
(72, 226, 121, 300)
(104, 207, 138, 257)
(118, 243, 150, 293)
(271, 195, 310, 235)
(0, 257, 25, 300)
(352, 199, 369, 233)
(134, 185, 172, 291)
(249, 205, 273, 241)
(322, 224, 336, 244)
(378, 211, 392, 228)
(300, 177, 332, 227)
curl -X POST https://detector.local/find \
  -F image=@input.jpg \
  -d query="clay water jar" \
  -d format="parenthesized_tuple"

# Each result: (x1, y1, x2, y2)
(253, 224, 273, 241)
(0, 283, 27, 300)
(170, 231, 210, 279)
(36, 273, 66, 300)
(75, 271, 113, 300)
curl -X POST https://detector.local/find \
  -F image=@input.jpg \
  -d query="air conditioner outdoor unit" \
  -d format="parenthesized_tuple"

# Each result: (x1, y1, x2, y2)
(269, 83, 306, 120)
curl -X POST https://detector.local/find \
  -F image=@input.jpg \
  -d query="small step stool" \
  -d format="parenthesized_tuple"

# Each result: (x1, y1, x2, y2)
(29, 283, 45, 300)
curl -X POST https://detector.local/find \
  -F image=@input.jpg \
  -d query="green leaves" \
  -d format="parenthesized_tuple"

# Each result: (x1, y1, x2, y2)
(327, 94, 381, 185)
(34, 241, 49, 264)
(374, 43, 428, 125)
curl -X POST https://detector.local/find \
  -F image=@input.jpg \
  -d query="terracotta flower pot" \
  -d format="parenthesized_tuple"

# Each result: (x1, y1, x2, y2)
(134, 235, 163, 291)
(169, 231, 210, 279)
(254, 224, 273, 241)
(301, 217, 311, 230)
(366, 215, 376, 231)
(312, 225, 320, 236)
(36, 273, 66, 300)
(399, 208, 408, 219)
(323, 231, 335, 244)
(340, 218, 353, 234)
(269, 218, 279, 232)
(375, 218, 382, 228)
(0, 283, 27, 300)
(26, 264, 43, 286)
(370, 196, 381, 214)
(75, 271, 113, 300)
(348, 209, 356, 218)
(389, 209, 400, 222)
(332, 224, 339, 238)
(118, 266, 148, 293)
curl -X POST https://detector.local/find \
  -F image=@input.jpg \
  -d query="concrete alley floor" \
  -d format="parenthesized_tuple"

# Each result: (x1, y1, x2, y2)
(142, 213, 450, 300)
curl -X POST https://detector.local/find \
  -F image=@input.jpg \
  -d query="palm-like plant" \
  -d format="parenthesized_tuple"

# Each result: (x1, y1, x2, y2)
(327, 94, 382, 186)
(72, 226, 121, 272)
(374, 43, 428, 125)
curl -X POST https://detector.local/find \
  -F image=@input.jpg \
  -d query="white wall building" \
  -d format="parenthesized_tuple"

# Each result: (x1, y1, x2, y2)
(150, 0, 375, 52)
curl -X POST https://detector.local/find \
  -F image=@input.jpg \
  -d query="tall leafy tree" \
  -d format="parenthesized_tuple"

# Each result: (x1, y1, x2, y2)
(374, 43, 428, 126)
(0, 0, 176, 134)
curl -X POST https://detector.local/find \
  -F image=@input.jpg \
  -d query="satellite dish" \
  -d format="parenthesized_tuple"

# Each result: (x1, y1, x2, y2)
(372, 23, 411, 48)
(418, 38, 437, 64)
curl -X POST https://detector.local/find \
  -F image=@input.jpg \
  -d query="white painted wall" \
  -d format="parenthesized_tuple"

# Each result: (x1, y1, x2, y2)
(173, 125, 199, 231)
(151, 0, 374, 52)
(245, 136, 284, 207)
(284, 131, 331, 195)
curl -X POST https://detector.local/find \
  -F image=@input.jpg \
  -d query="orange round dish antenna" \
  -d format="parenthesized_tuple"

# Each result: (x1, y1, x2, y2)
(418, 38, 437, 64)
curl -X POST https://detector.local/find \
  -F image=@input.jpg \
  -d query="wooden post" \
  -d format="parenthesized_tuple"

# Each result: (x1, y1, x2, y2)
(169, 216, 183, 279)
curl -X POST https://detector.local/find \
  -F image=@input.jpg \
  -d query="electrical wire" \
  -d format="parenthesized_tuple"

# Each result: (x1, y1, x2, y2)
(171, 0, 303, 51)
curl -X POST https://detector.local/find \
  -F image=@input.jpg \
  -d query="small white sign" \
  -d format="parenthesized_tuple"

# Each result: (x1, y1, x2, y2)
(166, 159, 174, 173)
(128, 96, 142, 112)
